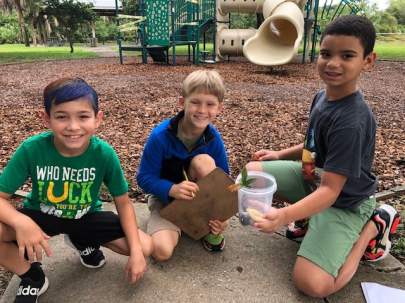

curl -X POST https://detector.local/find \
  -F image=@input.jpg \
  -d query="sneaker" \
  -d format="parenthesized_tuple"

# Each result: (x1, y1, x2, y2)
(363, 204, 400, 262)
(286, 218, 309, 241)
(78, 246, 106, 269)
(64, 235, 106, 269)
(15, 264, 49, 303)
(201, 233, 225, 252)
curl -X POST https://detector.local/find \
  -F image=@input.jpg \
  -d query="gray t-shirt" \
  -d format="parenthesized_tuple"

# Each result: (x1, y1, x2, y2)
(302, 90, 377, 209)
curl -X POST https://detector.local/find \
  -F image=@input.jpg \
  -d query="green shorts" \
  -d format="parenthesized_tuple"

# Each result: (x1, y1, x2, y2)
(261, 160, 376, 277)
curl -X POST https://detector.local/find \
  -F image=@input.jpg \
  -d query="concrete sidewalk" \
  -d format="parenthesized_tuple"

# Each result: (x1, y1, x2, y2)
(2, 203, 404, 303)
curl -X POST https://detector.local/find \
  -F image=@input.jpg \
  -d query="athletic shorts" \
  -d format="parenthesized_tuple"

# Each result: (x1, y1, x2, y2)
(261, 160, 376, 277)
(19, 208, 125, 249)
(146, 195, 181, 236)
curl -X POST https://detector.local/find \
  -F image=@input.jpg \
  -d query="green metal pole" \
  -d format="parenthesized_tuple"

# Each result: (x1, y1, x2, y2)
(171, 0, 176, 65)
(195, 2, 200, 64)
(114, 0, 123, 64)
(302, 0, 312, 64)
(212, 16, 216, 62)
(140, 0, 147, 64)
(310, 0, 320, 62)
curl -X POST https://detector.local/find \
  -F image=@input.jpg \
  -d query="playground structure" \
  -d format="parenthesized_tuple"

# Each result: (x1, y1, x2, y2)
(216, 0, 306, 66)
(115, 0, 362, 65)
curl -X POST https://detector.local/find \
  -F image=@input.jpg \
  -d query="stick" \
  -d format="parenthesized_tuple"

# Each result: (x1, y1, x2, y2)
(182, 169, 195, 198)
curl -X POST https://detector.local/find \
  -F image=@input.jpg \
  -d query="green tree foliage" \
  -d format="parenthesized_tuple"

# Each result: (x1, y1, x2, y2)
(375, 11, 399, 33)
(122, 0, 138, 15)
(44, 0, 95, 53)
(356, 0, 403, 33)
(95, 18, 118, 44)
(230, 13, 256, 29)
(0, 12, 19, 43)
(387, 0, 405, 25)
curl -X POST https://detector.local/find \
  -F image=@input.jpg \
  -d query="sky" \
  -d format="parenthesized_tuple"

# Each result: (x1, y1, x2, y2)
(369, 0, 390, 10)
(330, 0, 390, 10)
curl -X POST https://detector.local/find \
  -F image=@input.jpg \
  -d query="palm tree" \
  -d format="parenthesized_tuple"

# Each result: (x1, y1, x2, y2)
(0, 0, 30, 46)
(24, 0, 45, 45)
(0, 0, 13, 11)
(13, 0, 30, 46)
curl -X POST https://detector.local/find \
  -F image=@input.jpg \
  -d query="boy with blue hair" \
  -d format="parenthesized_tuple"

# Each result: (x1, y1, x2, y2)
(246, 15, 400, 297)
(137, 69, 230, 260)
(0, 78, 153, 303)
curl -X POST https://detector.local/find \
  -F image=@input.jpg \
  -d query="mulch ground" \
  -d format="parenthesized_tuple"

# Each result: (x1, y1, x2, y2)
(0, 57, 404, 296)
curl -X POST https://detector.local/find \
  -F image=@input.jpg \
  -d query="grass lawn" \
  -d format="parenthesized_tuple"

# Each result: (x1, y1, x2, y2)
(121, 43, 214, 57)
(302, 39, 405, 61)
(0, 44, 99, 64)
(374, 41, 405, 61)
(122, 40, 405, 61)
(2, 39, 404, 64)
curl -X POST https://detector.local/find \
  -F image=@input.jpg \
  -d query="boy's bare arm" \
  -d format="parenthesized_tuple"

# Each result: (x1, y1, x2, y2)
(114, 194, 146, 283)
(277, 143, 304, 160)
(0, 194, 51, 261)
(255, 171, 347, 233)
(253, 143, 304, 161)
(284, 171, 347, 221)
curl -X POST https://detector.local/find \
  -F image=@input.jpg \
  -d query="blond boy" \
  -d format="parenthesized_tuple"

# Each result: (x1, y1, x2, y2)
(137, 70, 230, 260)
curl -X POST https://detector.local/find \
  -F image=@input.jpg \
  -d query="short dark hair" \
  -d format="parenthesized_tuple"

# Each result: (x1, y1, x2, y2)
(320, 15, 376, 57)
(43, 78, 99, 115)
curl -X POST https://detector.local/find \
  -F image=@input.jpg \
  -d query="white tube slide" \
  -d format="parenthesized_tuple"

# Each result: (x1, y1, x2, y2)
(243, 0, 304, 65)
(216, 0, 305, 66)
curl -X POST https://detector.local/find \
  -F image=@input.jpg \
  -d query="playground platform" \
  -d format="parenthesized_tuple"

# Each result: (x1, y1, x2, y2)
(1, 203, 404, 303)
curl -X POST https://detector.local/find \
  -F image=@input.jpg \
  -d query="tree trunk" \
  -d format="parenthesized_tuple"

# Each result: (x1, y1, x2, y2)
(69, 39, 74, 53)
(31, 19, 38, 46)
(13, 0, 30, 47)
(38, 17, 47, 45)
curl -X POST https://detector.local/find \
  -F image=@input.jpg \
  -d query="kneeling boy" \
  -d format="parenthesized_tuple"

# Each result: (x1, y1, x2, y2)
(137, 70, 230, 261)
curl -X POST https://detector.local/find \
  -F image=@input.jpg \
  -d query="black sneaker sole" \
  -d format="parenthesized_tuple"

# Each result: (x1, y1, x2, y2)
(80, 257, 106, 269)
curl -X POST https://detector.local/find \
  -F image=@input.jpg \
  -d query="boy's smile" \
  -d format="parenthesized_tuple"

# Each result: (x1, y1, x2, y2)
(179, 92, 222, 133)
(317, 35, 375, 100)
(43, 98, 102, 157)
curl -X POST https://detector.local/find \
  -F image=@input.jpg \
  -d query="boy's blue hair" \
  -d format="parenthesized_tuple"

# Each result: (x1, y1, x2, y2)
(43, 78, 99, 115)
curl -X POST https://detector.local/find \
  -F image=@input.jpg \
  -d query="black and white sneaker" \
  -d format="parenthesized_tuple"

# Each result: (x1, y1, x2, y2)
(64, 235, 106, 269)
(363, 204, 400, 262)
(15, 264, 49, 303)
(78, 246, 106, 268)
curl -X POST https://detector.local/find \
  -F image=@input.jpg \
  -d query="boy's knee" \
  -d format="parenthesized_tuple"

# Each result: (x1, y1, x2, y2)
(0, 222, 12, 242)
(189, 154, 216, 179)
(152, 242, 175, 262)
(292, 268, 333, 298)
(144, 237, 154, 257)
(245, 161, 263, 172)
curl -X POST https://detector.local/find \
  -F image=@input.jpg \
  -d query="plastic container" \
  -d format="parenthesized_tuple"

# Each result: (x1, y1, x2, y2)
(236, 171, 277, 226)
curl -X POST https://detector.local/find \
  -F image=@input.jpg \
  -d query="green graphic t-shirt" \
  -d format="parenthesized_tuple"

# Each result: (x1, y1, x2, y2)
(0, 132, 128, 219)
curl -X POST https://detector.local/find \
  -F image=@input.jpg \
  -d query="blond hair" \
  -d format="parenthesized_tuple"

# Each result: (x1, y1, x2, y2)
(181, 70, 225, 102)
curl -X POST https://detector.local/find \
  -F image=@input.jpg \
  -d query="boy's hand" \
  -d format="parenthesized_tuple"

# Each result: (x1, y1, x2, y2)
(208, 219, 229, 235)
(169, 181, 199, 200)
(15, 216, 52, 262)
(125, 250, 147, 284)
(254, 208, 287, 233)
(252, 150, 280, 161)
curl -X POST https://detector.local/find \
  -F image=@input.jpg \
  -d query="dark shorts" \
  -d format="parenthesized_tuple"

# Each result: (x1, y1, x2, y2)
(19, 208, 125, 248)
